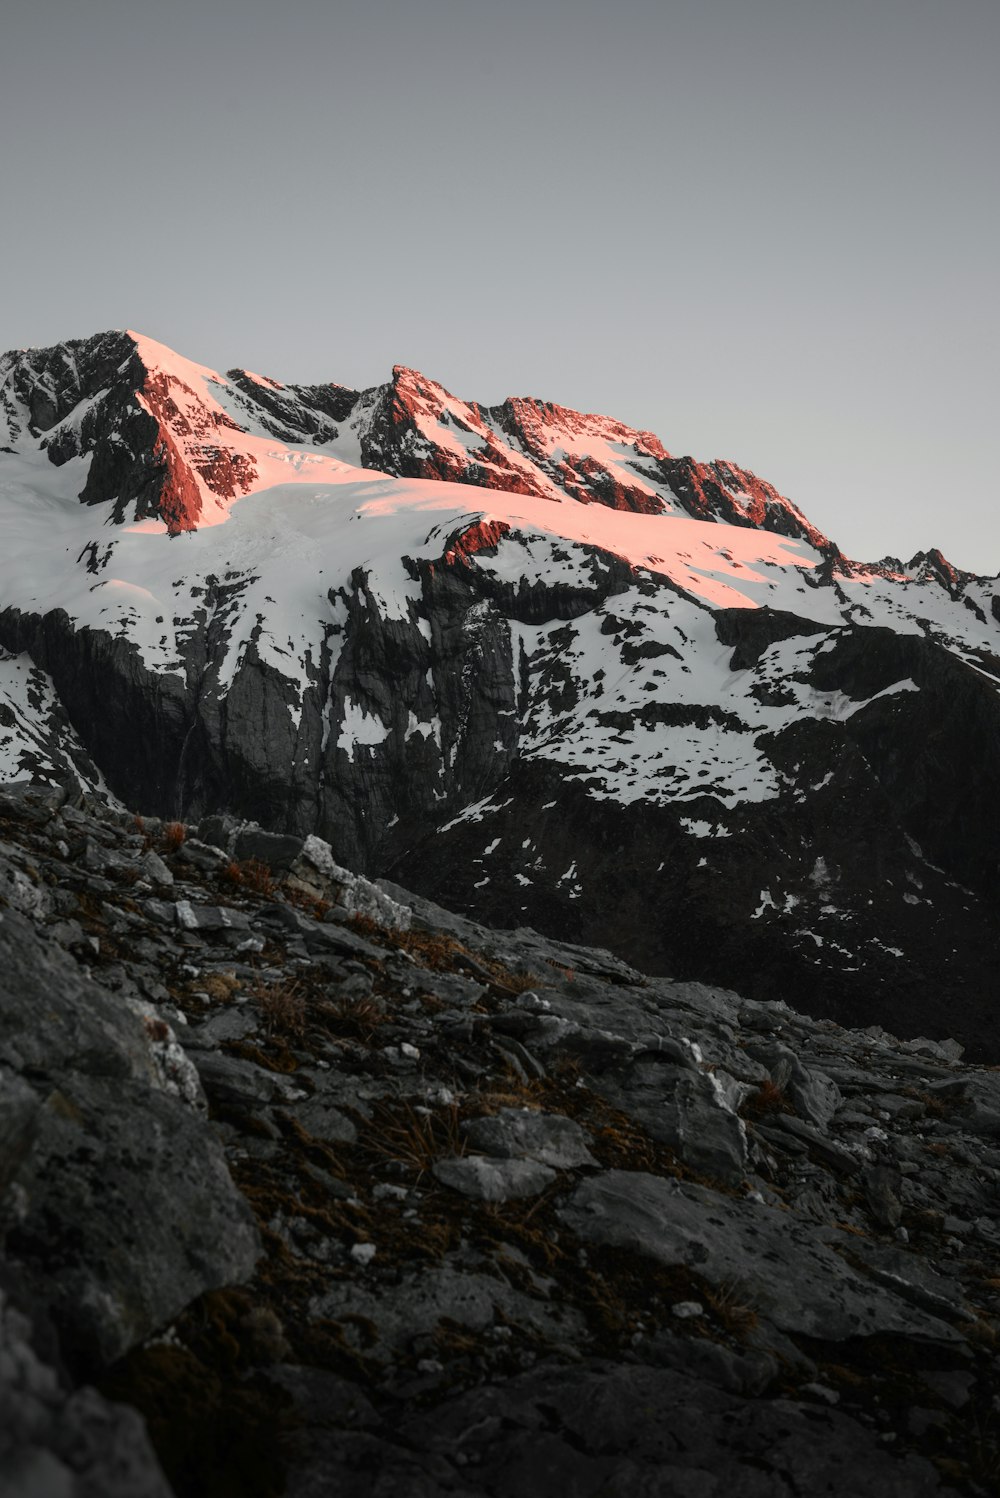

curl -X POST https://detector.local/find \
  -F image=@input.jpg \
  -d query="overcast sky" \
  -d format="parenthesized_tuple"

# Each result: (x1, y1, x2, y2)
(2, 0, 997, 570)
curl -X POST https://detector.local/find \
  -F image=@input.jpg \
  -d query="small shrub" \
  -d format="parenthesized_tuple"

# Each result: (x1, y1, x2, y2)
(490, 964, 542, 996)
(705, 1278, 759, 1336)
(200, 971, 240, 1004)
(162, 821, 187, 852)
(253, 977, 307, 1039)
(223, 858, 275, 897)
(321, 993, 386, 1043)
(741, 1079, 790, 1119)
(367, 1101, 465, 1180)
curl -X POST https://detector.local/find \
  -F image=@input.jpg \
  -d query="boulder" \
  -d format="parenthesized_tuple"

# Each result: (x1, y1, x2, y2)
(462, 1108, 596, 1169)
(8, 1074, 260, 1367)
(432, 1156, 556, 1202)
(560, 1171, 963, 1344)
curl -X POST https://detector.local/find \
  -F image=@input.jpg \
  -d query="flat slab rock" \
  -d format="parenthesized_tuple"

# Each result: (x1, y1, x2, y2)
(387, 1361, 952, 1498)
(560, 1170, 964, 1344)
(432, 1155, 556, 1201)
(462, 1108, 596, 1169)
(591, 1061, 748, 1183)
(285, 1097, 358, 1145)
(309, 1263, 584, 1357)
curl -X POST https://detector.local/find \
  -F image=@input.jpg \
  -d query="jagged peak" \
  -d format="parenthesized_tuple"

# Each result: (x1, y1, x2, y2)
(908, 546, 959, 579)
(9, 328, 984, 579)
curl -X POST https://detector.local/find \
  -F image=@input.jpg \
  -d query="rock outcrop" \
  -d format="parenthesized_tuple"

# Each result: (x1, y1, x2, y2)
(1, 781, 999, 1494)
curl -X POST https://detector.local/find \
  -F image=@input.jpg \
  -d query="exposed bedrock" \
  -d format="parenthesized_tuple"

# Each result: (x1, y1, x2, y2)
(0, 538, 633, 867)
(2, 574, 999, 1055)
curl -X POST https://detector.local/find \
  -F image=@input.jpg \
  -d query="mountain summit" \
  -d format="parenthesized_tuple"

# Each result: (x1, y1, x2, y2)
(1, 329, 831, 544)
(1, 330, 998, 1054)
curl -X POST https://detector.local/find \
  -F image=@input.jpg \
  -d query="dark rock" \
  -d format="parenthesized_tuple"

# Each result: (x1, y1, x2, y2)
(190, 1051, 290, 1108)
(863, 1165, 904, 1229)
(196, 813, 242, 853)
(591, 1061, 748, 1183)
(398, 1362, 950, 1498)
(176, 839, 229, 871)
(138, 849, 173, 886)
(770, 1113, 861, 1174)
(285, 1098, 358, 1145)
(0, 1287, 172, 1498)
(308, 1262, 584, 1357)
(8, 1073, 260, 1367)
(0, 908, 151, 1081)
(233, 827, 306, 870)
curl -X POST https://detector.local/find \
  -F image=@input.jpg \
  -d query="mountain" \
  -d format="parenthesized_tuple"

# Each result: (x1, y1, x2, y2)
(1, 330, 999, 1054)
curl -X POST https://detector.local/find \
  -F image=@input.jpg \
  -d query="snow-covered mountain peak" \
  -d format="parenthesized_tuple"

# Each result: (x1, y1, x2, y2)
(3, 328, 1000, 1053)
(0, 329, 844, 551)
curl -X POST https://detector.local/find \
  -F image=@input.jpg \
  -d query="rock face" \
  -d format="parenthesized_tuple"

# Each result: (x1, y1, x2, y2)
(1, 331, 1000, 1056)
(0, 790, 262, 1360)
(0, 1280, 174, 1498)
(3, 784, 1000, 1494)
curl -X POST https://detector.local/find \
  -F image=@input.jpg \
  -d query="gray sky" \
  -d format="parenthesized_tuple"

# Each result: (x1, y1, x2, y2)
(3, 0, 997, 571)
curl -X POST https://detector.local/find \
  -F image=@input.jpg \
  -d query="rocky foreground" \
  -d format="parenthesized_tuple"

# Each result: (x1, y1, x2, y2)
(2, 782, 1000, 1496)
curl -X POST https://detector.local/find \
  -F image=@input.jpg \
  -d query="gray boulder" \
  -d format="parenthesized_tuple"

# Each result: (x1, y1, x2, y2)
(0, 906, 260, 1369)
(0, 1287, 173, 1498)
(560, 1170, 963, 1344)
(462, 1108, 596, 1169)
(432, 1155, 556, 1202)
(286, 836, 411, 931)
(592, 1061, 748, 1183)
(0, 908, 152, 1083)
(9, 1073, 260, 1366)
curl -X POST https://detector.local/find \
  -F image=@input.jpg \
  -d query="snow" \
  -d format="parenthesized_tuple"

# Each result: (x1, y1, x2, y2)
(405, 712, 441, 746)
(2, 328, 998, 817)
(0, 649, 118, 798)
(680, 818, 732, 838)
(340, 696, 391, 760)
(752, 891, 776, 919)
(0, 382, 828, 780)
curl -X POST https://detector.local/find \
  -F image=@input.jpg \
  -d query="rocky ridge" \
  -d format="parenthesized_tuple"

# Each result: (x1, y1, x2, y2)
(0, 332, 830, 542)
(2, 331, 999, 1056)
(2, 780, 1000, 1495)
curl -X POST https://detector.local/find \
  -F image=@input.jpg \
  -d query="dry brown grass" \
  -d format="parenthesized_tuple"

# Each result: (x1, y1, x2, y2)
(317, 992, 387, 1044)
(349, 915, 539, 995)
(250, 976, 307, 1039)
(162, 821, 187, 851)
(470, 1067, 549, 1115)
(200, 971, 240, 1004)
(365, 1100, 465, 1180)
(704, 1278, 759, 1336)
(741, 1079, 791, 1119)
(223, 858, 276, 897)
